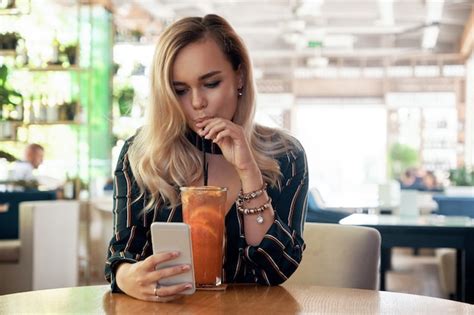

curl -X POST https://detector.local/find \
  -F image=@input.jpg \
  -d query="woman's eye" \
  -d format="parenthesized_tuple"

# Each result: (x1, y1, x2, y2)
(175, 89, 187, 96)
(205, 81, 221, 88)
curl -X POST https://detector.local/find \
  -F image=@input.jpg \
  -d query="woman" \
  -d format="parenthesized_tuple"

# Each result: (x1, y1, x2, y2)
(106, 14, 308, 302)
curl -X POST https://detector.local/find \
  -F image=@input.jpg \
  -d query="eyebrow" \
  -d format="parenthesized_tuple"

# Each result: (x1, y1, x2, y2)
(173, 70, 222, 85)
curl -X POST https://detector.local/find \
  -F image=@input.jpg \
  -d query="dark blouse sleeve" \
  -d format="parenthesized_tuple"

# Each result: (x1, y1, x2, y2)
(242, 145, 309, 285)
(104, 138, 152, 292)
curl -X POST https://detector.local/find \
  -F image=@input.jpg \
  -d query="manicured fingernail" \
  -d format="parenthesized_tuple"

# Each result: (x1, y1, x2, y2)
(182, 265, 190, 271)
(172, 251, 179, 257)
(185, 284, 192, 289)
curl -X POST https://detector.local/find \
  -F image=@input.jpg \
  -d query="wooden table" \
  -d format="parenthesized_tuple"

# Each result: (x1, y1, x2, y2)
(340, 213, 474, 303)
(0, 285, 472, 314)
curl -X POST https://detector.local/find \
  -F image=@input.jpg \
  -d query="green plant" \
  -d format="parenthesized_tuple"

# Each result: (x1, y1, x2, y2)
(0, 0, 16, 10)
(0, 32, 22, 50)
(114, 85, 135, 116)
(0, 150, 17, 162)
(130, 29, 143, 41)
(0, 65, 23, 116)
(449, 167, 474, 186)
(388, 143, 419, 179)
(63, 43, 78, 65)
(112, 62, 120, 75)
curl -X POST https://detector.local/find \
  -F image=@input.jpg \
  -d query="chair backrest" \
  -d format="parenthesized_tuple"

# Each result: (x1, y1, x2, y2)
(0, 200, 80, 294)
(0, 191, 56, 239)
(308, 188, 327, 210)
(286, 222, 381, 290)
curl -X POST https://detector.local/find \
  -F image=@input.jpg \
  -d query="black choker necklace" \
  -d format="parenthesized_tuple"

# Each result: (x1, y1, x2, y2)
(185, 128, 222, 155)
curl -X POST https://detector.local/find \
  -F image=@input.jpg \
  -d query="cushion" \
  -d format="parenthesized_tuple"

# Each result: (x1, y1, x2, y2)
(0, 240, 20, 263)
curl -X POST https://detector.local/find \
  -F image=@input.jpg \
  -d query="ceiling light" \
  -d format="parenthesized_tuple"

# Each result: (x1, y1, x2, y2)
(422, 0, 444, 49)
(422, 25, 440, 49)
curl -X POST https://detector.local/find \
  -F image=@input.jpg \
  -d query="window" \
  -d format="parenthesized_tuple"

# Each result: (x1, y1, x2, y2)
(293, 99, 386, 207)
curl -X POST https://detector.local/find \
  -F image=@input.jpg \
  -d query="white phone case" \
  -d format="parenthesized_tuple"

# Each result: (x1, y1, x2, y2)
(150, 222, 196, 295)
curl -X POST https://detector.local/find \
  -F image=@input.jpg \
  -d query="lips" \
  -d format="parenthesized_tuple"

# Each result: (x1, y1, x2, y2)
(195, 116, 212, 124)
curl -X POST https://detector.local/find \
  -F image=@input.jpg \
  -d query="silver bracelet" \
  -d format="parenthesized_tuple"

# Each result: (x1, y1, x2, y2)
(236, 197, 272, 224)
(238, 182, 268, 202)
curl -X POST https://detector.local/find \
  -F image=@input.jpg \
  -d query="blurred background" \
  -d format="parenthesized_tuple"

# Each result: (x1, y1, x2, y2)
(0, 0, 473, 301)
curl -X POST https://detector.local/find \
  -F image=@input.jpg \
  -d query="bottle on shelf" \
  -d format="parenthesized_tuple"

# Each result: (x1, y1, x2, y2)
(64, 173, 75, 199)
(15, 38, 29, 67)
(23, 96, 31, 123)
(39, 94, 48, 122)
(51, 32, 61, 65)
(46, 102, 58, 122)
(13, 101, 23, 121)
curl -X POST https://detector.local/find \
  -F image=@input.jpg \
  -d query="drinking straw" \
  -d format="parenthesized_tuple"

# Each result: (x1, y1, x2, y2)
(202, 136, 209, 186)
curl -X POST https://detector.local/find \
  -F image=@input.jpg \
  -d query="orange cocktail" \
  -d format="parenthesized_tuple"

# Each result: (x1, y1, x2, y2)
(180, 186, 227, 287)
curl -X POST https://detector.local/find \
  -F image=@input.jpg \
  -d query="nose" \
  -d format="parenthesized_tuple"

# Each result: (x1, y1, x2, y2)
(191, 89, 207, 110)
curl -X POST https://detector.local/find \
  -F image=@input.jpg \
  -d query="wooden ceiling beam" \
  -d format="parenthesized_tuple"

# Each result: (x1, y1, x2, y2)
(460, 8, 474, 58)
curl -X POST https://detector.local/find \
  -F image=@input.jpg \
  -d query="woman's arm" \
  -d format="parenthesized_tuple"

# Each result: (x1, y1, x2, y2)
(105, 140, 148, 291)
(239, 147, 308, 285)
(105, 140, 191, 301)
(196, 118, 308, 285)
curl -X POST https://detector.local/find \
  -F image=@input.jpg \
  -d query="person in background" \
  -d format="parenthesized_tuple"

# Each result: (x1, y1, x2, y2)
(422, 171, 441, 191)
(106, 14, 308, 302)
(399, 167, 424, 190)
(9, 143, 44, 181)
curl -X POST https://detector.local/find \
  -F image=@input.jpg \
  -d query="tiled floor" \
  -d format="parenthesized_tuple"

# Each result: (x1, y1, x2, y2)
(386, 248, 447, 299)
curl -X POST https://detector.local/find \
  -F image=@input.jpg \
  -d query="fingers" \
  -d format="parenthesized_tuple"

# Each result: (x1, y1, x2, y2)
(142, 251, 179, 271)
(145, 264, 191, 283)
(143, 282, 192, 303)
(155, 282, 193, 298)
(196, 118, 242, 143)
(213, 129, 232, 144)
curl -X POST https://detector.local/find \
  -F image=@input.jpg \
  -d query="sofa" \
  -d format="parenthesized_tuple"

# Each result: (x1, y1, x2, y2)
(0, 191, 57, 239)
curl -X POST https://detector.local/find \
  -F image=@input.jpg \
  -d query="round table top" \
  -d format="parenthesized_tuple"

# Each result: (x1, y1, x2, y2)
(0, 284, 472, 314)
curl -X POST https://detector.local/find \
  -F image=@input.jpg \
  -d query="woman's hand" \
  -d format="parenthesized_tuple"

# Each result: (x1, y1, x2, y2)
(196, 118, 258, 175)
(115, 251, 193, 302)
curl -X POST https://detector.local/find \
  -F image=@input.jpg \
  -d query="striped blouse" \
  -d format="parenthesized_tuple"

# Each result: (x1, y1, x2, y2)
(105, 135, 308, 291)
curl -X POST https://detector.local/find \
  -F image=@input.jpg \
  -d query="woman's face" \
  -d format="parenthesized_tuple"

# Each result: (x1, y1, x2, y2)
(172, 37, 242, 133)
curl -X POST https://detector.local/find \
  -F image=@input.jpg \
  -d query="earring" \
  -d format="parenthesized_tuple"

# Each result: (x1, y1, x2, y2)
(238, 88, 243, 97)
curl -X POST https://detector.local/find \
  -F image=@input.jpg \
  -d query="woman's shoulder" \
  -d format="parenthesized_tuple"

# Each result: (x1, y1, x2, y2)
(115, 132, 141, 169)
(117, 126, 143, 156)
(118, 135, 135, 155)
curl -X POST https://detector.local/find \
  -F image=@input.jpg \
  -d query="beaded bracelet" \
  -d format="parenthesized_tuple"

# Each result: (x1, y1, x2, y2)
(238, 182, 268, 202)
(236, 197, 272, 224)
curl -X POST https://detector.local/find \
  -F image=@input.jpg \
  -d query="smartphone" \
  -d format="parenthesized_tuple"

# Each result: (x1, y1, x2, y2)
(150, 222, 196, 295)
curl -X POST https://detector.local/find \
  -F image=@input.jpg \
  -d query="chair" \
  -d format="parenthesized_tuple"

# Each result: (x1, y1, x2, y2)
(432, 194, 474, 298)
(0, 191, 57, 239)
(0, 200, 80, 294)
(286, 222, 381, 290)
(87, 196, 113, 282)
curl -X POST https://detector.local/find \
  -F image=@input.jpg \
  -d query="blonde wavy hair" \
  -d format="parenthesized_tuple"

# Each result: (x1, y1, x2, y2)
(128, 14, 297, 211)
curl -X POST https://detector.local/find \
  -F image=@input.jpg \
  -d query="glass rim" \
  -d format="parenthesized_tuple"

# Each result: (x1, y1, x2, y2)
(180, 186, 228, 192)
